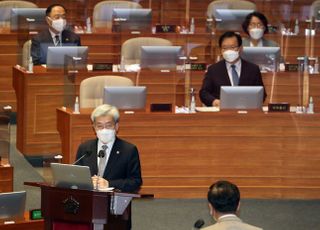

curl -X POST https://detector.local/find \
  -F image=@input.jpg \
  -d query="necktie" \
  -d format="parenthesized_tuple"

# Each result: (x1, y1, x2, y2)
(54, 35, 60, 46)
(98, 145, 107, 177)
(231, 64, 239, 86)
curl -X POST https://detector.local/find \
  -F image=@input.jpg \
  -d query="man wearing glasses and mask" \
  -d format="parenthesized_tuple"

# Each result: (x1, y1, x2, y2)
(75, 104, 142, 193)
(31, 4, 81, 65)
(199, 31, 266, 107)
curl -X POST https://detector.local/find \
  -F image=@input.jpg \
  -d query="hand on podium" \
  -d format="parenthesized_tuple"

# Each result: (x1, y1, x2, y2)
(92, 175, 109, 190)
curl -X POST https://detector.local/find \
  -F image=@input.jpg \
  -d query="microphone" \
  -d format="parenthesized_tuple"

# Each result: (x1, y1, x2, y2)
(73, 150, 92, 165)
(98, 150, 105, 158)
(193, 219, 205, 229)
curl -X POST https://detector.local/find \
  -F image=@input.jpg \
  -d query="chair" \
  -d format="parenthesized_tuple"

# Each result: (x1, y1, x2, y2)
(93, 0, 142, 29)
(310, 0, 320, 19)
(79, 75, 134, 108)
(121, 37, 172, 65)
(0, 0, 38, 23)
(22, 39, 31, 68)
(206, 0, 256, 18)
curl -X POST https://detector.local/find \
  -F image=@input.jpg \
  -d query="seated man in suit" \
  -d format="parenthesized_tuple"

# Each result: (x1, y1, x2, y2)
(202, 180, 263, 230)
(75, 104, 142, 193)
(199, 31, 266, 107)
(31, 4, 81, 65)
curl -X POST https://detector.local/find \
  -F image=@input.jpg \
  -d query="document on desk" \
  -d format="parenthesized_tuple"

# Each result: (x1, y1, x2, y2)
(195, 107, 220, 112)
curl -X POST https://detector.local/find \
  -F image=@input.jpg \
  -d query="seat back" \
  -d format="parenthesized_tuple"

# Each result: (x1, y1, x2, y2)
(310, 0, 320, 19)
(79, 75, 134, 108)
(0, 0, 38, 22)
(0, 114, 10, 159)
(121, 37, 172, 65)
(207, 0, 256, 18)
(93, 0, 142, 29)
(22, 40, 31, 68)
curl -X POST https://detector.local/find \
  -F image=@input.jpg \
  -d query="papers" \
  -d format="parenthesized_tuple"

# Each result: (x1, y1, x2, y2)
(98, 187, 114, 192)
(195, 106, 220, 112)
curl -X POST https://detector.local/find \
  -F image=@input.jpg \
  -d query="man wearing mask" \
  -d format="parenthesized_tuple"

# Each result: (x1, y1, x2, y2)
(31, 4, 81, 65)
(75, 104, 142, 193)
(199, 31, 266, 107)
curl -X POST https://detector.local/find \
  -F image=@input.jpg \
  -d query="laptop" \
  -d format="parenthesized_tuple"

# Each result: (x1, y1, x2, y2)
(0, 191, 26, 221)
(51, 163, 94, 190)
(103, 86, 147, 110)
(220, 86, 264, 109)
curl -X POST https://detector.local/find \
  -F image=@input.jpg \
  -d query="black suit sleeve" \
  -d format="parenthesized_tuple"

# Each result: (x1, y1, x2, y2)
(199, 67, 218, 106)
(108, 145, 142, 193)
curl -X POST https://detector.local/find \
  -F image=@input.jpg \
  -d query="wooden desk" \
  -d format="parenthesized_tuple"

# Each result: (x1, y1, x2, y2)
(0, 212, 44, 230)
(57, 108, 320, 199)
(13, 65, 320, 156)
(0, 159, 13, 192)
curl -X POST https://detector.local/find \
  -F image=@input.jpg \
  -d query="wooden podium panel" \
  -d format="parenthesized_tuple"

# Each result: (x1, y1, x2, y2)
(0, 164, 13, 192)
(57, 108, 320, 199)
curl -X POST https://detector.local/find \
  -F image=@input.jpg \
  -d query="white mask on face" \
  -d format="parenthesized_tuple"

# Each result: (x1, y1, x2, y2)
(50, 18, 66, 33)
(223, 50, 239, 63)
(96, 129, 116, 144)
(249, 28, 264, 40)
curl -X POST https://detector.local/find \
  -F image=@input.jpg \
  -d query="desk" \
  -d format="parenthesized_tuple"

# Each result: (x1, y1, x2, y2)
(57, 108, 320, 199)
(13, 65, 320, 156)
(0, 159, 13, 192)
(0, 212, 44, 230)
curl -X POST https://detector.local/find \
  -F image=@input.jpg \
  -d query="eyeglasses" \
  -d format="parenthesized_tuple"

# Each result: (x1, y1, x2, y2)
(221, 46, 239, 51)
(94, 122, 115, 130)
(249, 23, 264, 29)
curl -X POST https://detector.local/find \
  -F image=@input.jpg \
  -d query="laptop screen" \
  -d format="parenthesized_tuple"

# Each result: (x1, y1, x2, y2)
(0, 191, 26, 221)
(51, 163, 94, 190)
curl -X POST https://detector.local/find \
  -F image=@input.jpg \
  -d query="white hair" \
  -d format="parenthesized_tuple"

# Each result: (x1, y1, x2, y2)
(90, 104, 120, 123)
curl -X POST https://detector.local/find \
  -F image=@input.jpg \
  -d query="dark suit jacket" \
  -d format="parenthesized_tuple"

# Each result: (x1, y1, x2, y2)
(199, 59, 267, 106)
(31, 29, 81, 65)
(75, 137, 142, 193)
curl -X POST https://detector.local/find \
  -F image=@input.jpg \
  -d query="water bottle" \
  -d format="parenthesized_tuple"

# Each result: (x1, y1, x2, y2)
(74, 96, 80, 114)
(86, 17, 92, 33)
(189, 17, 195, 34)
(189, 88, 196, 113)
(28, 56, 33, 73)
(294, 19, 299, 35)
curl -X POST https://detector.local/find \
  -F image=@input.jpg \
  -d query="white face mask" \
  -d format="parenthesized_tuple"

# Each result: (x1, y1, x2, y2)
(249, 28, 264, 40)
(96, 129, 116, 144)
(223, 50, 239, 63)
(50, 18, 66, 33)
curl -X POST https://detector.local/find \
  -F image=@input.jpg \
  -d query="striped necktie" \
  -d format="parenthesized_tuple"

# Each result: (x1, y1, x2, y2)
(54, 35, 60, 46)
(231, 64, 239, 86)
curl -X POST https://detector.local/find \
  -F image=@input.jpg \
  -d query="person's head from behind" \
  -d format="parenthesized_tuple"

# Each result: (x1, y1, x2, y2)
(219, 31, 243, 64)
(207, 180, 240, 220)
(91, 104, 120, 144)
(242, 12, 269, 41)
(45, 4, 67, 34)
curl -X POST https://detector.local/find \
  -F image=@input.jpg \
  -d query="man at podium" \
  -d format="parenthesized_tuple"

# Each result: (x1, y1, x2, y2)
(75, 104, 142, 193)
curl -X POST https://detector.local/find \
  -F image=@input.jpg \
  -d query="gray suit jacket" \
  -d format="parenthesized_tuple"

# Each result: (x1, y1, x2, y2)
(242, 37, 279, 47)
(202, 215, 263, 230)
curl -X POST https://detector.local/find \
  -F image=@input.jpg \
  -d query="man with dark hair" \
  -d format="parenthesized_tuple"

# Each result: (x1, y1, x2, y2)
(199, 31, 266, 107)
(203, 180, 263, 230)
(31, 4, 81, 65)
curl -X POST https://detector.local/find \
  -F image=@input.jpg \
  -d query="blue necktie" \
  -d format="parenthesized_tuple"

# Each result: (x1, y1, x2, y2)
(231, 64, 239, 86)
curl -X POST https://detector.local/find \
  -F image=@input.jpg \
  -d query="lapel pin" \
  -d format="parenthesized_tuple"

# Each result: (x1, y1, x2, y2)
(116, 151, 120, 154)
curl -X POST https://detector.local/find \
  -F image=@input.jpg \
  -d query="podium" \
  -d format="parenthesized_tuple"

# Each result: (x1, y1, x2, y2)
(39, 184, 139, 230)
